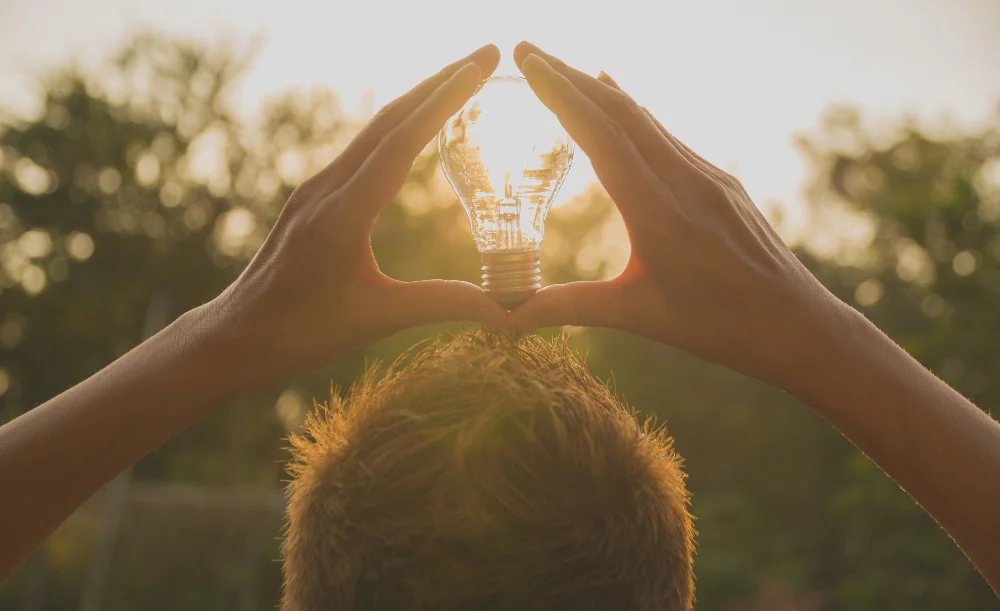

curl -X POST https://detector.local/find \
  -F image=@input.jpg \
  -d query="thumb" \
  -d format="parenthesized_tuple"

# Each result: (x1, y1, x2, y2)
(509, 280, 624, 334)
(388, 279, 510, 330)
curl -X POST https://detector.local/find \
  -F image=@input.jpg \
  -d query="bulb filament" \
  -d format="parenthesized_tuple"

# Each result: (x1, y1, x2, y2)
(497, 171, 521, 251)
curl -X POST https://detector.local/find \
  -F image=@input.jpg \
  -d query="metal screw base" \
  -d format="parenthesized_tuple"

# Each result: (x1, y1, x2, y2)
(481, 251, 541, 309)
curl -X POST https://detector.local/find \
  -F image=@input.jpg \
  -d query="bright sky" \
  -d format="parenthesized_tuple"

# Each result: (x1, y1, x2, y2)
(3, 0, 999, 235)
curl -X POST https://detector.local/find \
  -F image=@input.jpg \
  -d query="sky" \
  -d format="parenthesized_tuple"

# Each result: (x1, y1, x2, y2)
(2, 0, 999, 235)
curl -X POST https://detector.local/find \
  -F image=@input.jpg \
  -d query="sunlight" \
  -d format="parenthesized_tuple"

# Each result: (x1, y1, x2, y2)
(465, 77, 553, 198)
(4, 0, 998, 250)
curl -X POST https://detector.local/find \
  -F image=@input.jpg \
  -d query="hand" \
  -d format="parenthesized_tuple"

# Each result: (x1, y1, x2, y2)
(208, 45, 507, 383)
(510, 44, 1000, 597)
(510, 43, 849, 386)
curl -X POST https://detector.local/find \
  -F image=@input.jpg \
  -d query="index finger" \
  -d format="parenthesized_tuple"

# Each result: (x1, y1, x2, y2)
(342, 61, 484, 221)
(519, 54, 665, 224)
(308, 44, 500, 192)
(515, 42, 692, 186)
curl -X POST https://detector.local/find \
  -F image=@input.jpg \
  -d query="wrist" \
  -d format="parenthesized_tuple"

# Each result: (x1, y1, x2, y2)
(765, 292, 870, 403)
(767, 291, 870, 400)
(158, 301, 260, 403)
(190, 294, 314, 395)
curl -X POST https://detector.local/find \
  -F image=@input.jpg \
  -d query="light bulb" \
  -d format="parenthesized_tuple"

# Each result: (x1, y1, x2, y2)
(439, 75, 575, 309)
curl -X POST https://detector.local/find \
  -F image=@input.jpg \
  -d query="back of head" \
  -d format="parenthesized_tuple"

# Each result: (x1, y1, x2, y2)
(281, 331, 695, 611)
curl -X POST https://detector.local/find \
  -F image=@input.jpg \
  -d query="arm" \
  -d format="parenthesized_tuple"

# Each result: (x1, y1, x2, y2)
(0, 44, 504, 582)
(788, 305, 1000, 583)
(509, 42, 1000, 594)
(0, 304, 242, 581)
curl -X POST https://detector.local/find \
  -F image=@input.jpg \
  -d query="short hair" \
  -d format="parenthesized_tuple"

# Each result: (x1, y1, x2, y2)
(281, 331, 695, 611)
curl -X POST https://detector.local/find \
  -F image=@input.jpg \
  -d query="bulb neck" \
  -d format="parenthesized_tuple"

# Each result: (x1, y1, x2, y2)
(481, 251, 541, 310)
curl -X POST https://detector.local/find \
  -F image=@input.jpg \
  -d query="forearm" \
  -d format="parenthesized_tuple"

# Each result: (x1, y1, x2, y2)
(0, 303, 246, 581)
(783, 302, 1000, 591)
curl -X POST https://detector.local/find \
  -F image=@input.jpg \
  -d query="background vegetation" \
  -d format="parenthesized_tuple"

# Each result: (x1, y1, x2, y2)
(1, 35, 998, 610)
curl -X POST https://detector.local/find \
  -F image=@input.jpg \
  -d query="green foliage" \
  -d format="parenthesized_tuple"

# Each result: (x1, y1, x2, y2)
(1, 37, 999, 610)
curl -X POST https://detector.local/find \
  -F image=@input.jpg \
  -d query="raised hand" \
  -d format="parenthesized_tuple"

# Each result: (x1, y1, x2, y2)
(211, 45, 507, 384)
(509, 43, 1000, 595)
(0, 46, 509, 580)
(509, 42, 845, 387)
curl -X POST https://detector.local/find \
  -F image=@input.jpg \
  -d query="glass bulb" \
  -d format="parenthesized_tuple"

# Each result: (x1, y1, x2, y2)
(439, 75, 575, 308)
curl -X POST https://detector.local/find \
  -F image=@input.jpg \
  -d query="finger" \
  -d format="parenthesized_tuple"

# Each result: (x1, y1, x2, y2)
(597, 71, 620, 89)
(633, 101, 781, 232)
(387, 279, 510, 330)
(305, 44, 499, 193)
(593, 67, 740, 192)
(514, 42, 692, 186)
(518, 53, 664, 225)
(343, 62, 483, 222)
(642, 103, 788, 258)
(641, 105, 742, 191)
(595, 67, 777, 238)
(509, 281, 624, 334)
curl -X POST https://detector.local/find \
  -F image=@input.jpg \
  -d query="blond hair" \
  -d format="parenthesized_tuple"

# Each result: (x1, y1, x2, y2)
(281, 331, 695, 610)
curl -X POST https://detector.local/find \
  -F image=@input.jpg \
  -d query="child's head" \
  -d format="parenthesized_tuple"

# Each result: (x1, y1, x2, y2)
(281, 331, 695, 610)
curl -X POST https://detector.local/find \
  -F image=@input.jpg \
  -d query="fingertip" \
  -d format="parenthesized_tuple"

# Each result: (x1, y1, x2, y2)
(470, 43, 501, 77)
(442, 281, 508, 327)
(513, 40, 540, 69)
(473, 42, 500, 56)
(510, 316, 539, 337)
(474, 295, 512, 329)
(521, 53, 550, 78)
(479, 309, 514, 335)
(454, 61, 483, 88)
(507, 293, 548, 334)
(392, 279, 505, 329)
(598, 71, 622, 90)
(509, 282, 601, 332)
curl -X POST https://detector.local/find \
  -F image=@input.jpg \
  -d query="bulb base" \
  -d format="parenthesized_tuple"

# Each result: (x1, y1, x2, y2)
(481, 251, 541, 309)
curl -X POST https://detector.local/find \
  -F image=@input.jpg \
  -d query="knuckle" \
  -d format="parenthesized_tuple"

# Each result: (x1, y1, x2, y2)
(378, 127, 409, 156)
(597, 117, 629, 146)
(723, 172, 748, 196)
(702, 167, 744, 198)
(282, 198, 322, 237)
(625, 105, 648, 130)
(701, 175, 731, 202)
(299, 167, 330, 191)
(285, 181, 317, 210)
(371, 99, 400, 126)
(614, 93, 643, 121)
